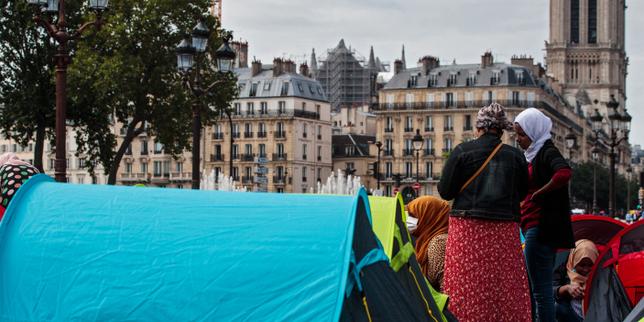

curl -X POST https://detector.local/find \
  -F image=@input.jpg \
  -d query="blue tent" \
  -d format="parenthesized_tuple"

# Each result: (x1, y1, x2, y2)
(0, 175, 439, 321)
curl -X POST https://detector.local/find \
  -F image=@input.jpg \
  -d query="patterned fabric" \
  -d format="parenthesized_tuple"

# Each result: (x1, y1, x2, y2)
(444, 217, 532, 322)
(426, 233, 448, 291)
(0, 163, 39, 214)
(475, 102, 513, 131)
(407, 196, 450, 278)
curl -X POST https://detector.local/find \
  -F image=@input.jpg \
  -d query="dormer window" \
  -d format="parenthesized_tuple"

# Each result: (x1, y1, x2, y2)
(409, 75, 418, 87)
(428, 74, 438, 87)
(280, 82, 289, 96)
(467, 72, 477, 86)
(516, 70, 525, 85)
(297, 82, 304, 92)
(491, 71, 501, 85)
(448, 73, 457, 86)
(249, 82, 258, 97)
(263, 81, 272, 91)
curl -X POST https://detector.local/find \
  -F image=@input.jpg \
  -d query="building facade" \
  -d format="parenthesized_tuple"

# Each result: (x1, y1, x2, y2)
(203, 58, 333, 193)
(331, 134, 377, 192)
(374, 53, 591, 200)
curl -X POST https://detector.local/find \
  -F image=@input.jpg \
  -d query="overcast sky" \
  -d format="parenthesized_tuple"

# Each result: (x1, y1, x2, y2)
(224, 0, 643, 146)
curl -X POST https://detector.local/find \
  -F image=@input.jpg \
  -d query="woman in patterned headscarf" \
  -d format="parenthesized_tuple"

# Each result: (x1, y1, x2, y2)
(0, 153, 39, 221)
(438, 103, 531, 322)
(406, 196, 450, 291)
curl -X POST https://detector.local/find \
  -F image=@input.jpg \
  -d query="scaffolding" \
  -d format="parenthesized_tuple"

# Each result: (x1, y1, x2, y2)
(316, 40, 377, 112)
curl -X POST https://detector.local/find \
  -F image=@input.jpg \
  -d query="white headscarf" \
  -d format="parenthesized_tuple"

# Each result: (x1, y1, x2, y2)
(514, 108, 552, 162)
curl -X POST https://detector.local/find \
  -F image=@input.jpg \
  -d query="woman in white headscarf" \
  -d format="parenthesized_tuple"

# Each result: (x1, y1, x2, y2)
(514, 108, 575, 322)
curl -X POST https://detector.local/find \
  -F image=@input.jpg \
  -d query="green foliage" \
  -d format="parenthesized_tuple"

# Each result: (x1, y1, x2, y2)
(68, 0, 238, 184)
(570, 162, 639, 212)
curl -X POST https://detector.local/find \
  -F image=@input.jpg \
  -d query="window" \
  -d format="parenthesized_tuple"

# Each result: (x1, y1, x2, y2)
(428, 74, 438, 87)
(386, 162, 393, 177)
(278, 101, 286, 114)
(246, 102, 254, 115)
(425, 162, 433, 178)
(308, 84, 315, 95)
(527, 92, 535, 105)
(448, 73, 457, 86)
(571, 0, 580, 44)
(444, 115, 453, 131)
(404, 139, 413, 155)
(405, 162, 413, 177)
(317, 125, 322, 139)
(386, 94, 395, 108)
(153, 161, 162, 176)
(176, 162, 183, 173)
(487, 91, 495, 104)
(258, 123, 266, 137)
(302, 166, 307, 182)
(234, 103, 241, 115)
(516, 71, 525, 85)
(405, 116, 413, 131)
(467, 72, 476, 86)
(245, 123, 252, 135)
(302, 144, 307, 159)
(317, 168, 322, 182)
(280, 82, 289, 96)
(464, 115, 472, 130)
(426, 93, 435, 108)
(232, 166, 239, 179)
(588, 0, 597, 43)
(443, 137, 453, 152)
(232, 124, 240, 138)
(512, 91, 520, 105)
(141, 140, 148, 155)
(141, 162, 148, 174)
(405, 93, 415, 105)
(445, 93, 454, 107)
(232, 144, 239, 159)
(259, 144, 266, 157)
(425, 138, 433, 154)
(245, 166, 252, 178)
(276, 143, 285, 156)
(238, 82, 246, 92)
(154, 141, 163, 154)
(409, 75, 418, 87)
(263, 81, 271, 91)
(385, 117, 393, 131)
(125, 163, 132, 174)
(245, 144, 253, 155)
(297, 82, 303, 92)
(465, 91, 474, 106)
(491, 71, 500, 85)
(249, 82, 258, 97)
(260, 102, 268, 114)
(317, 146, 322, 161)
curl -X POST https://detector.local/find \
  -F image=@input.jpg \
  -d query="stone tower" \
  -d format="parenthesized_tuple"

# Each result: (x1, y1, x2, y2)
(545, 0, 627, 116)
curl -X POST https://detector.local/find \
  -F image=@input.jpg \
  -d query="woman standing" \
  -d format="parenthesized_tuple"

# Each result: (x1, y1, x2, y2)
(406, 196, 450, 291)
(514, 108, 575, 322)
(439, 103, 531, 322)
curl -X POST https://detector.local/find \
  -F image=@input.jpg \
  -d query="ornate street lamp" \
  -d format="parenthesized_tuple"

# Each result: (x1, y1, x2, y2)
(26, 0, 108, 182)
(565, 131, 577, 199)
(412, 129, 424, 195)
(591, 146, 600, 215)
(590, 95, 631, 216)
(176, 25, 236, 189)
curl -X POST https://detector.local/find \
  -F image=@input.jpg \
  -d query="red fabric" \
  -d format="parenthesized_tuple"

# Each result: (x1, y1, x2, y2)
(444, 217, 532, 322)
(0, 206, 4, 222)
(520, 166, 571, 232)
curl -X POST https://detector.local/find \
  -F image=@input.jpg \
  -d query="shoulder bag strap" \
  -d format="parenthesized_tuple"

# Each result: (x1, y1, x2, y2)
(459, 142, 504, 193)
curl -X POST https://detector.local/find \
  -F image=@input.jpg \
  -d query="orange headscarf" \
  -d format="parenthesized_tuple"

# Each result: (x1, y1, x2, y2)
(406, 196, 450, 276)
(566, 239, 599, 286)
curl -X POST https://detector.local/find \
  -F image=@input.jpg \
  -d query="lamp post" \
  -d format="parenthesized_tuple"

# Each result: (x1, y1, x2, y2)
(27, 0, 108, 182)
(589, 95, 632, 216)
(565, 131, 577, 200)
(626, 166, 633, 212)
(412, 129, 424, 195)
(591, 147, 600, 215)
(177, 26, 236, 189)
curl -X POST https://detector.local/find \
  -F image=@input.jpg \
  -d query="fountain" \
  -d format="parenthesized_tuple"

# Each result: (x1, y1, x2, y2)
(314, 169, 384, 196)
(200, 170, 247, 192)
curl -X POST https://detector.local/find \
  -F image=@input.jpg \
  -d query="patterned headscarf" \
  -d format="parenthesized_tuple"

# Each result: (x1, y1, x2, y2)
(406, 196, 450, 277)
(0, 153, 32, 168)
(476, 102, 513, 131)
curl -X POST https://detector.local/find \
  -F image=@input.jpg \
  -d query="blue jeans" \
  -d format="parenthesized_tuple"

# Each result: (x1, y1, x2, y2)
(524, 227, 556, 322)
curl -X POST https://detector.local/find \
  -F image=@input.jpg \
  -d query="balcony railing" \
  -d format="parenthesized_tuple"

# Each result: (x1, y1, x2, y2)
(374, 99, 534, 111)
(384, 128, 394, 133)
(404, 127, 414, 132)
(293, 109, 320, 120)
(424, 127, 434, 132)
(463, 126, 473, 131)
(273, 176, 286, 184)
(242, 176, 254, 184)
(169, 172, 191, 181)
(442, 148, 453, 153)
(244, 132, 254, 138)
(232, 132, 240, 139)
(210, 154, 224, 162)
(272, 153, 287, 161)
(232, 154, 239, 160)
(403, 149, 414, 156)
(119, 173, 147, 181)
(424, 149, 435, 156)
(384, 150, 394, 157)
(212, 133, 224, 140)
(274, 131, 286, 139)
(257, 131, 267, 138)
(444, 126, 454, 131)
(241, 153, 255, 161)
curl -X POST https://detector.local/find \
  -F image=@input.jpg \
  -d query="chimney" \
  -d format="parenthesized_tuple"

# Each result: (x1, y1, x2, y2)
(481, 51, 494, 68)
(419, 56, 440, 75)
(273, 58, 284, 77)
(251, 59, 262, 77)
(231, 41, 249, 68)
(394, 59, 403, 75)
(283, 59, 296, 74)
(299, 63, 310, 77)
(511, 54, 534, 68)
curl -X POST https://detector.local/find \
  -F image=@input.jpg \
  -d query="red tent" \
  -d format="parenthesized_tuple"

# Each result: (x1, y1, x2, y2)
(584, 220, 644, 322)
(571, 215, 628, 250)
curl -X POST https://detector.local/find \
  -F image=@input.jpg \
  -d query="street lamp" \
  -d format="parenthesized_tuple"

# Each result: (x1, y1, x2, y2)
(176, 25, 236, 189)
(591, 146, 600, 215)
(627, 166, 633, 212)
(565, 130, 577, 200)
(590, 95, 632, 216)
(27, 0, 108, 182)
(412, 129, 424, 195)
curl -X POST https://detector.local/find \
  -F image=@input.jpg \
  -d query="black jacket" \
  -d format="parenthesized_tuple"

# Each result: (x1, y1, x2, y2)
(532, 140, 575, 248)
(438, 133, 529, 221)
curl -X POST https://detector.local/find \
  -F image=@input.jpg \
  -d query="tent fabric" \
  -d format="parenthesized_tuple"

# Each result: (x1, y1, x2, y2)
(368, 195, 451, 322)
(584, 249, 632, 322)
(571, 215, 627, 247)
(622, 297, 644, 322)
(0, 174, 379, 321)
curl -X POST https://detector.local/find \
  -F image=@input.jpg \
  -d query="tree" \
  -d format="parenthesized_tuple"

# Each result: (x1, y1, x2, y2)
(571, 162, 637, 213)
(68, 0, 238, 184)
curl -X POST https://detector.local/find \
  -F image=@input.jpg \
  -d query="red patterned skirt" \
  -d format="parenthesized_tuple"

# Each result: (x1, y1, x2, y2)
(443, 217, 531, 322)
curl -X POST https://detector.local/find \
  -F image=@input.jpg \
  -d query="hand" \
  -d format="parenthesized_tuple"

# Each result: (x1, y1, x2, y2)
(566, 284, 584, 299)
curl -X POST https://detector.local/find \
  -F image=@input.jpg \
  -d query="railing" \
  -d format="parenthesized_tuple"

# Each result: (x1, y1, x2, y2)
(404, 127, 414, 132)
(241, 153, 255, 161)
(120, 173, 147, 180)
(374, 99, 534, 111)
(384, 128, 394, 133)
(257, 131, 267, 138)
(384, 150, 394, 157)
(272, 153, 287, 161)
(463, 126, 473, 131)
(169, 172, 191, 181)
(424, 127, 434, 132)
(442, 148, 452, 153)
(244, 132, 254, 138)
(293, 109, 320, 120)
(274, 131, 286, 139)
(403, 149, 414, 156)
(444, 126, 454, 131)
(424, 149, 435, 156)
(210, 154, 225, 162)
(273, 176, 286, 184)
(232, 154, 239, 160)
(212, 133, 224, 140)
(242, 176, 254, 184)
